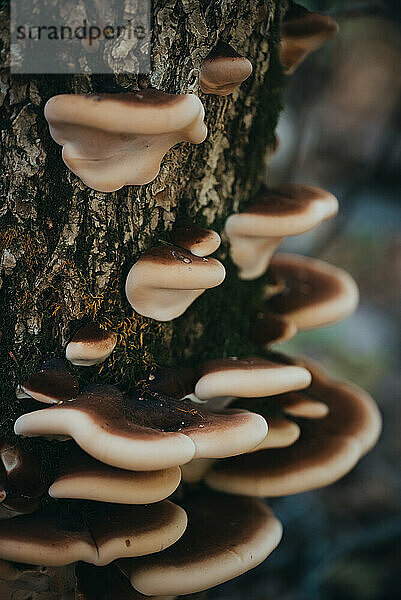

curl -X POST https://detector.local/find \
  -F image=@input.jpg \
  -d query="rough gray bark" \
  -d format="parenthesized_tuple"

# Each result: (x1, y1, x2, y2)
(0, 0, 285, 597)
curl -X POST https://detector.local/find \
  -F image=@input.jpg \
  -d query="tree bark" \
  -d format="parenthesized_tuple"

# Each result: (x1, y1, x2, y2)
(0, 0, 285, 597)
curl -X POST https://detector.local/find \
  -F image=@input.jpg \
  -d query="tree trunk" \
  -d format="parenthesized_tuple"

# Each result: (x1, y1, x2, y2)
(0, 0, 285, 597)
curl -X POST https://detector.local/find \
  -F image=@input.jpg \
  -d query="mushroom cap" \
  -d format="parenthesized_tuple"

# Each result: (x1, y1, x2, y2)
(171, 220, 221, 257)
(48, 447, 182, 504)
(21, 358, 79, 404)
(65, 323, 117, 367)
(200, 41, 253, 96)
(14, 386, 268, 470)
(281, 4, 339, 75)
(194, 356, 311, 400)
(226, 184, 338, 238)
(14, 386, 196, 471)
(225, 184, 338, 280)
(125, 245, 226, 321)
(45, 91, 207, 192)
(205, 362, 382, 496)
(0, 501, 187, 567)
(129, 493, 282, 596)
(266, 253, 360, 329)
(250, 416, 300, 450)
(45, 91, 206, 138)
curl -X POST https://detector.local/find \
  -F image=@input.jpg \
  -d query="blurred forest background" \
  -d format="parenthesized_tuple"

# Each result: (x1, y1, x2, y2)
(210, 1, 401, 598)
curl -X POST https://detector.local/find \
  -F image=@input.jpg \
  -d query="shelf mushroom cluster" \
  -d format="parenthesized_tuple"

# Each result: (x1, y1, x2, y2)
(1, 6, 381, 599)
(4, 354, 298, 595)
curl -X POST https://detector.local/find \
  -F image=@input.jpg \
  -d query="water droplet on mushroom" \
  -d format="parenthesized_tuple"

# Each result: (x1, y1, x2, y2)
(182, 257, 192, 264)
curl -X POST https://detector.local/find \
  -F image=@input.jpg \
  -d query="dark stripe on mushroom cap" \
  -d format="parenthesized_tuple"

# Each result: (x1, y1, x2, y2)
(282, 3, 339, 39)
(265, 254, 359, 329)
(130, 493, 282, 596)
(171, 220, 221, 257)
(21, 358, 79, 404)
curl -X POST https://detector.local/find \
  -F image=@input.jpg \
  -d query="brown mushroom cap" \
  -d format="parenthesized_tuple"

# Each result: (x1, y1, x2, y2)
(171, 220, 221, 257)
(125, 245, 226, 321)
(66, 323, 117, 367)
(266, 253, 359, 330)
(205, 361, 381, 496)
(21, 358, 79, 404)
(44, 90, 207, 192)
(48, 447, 181, 504)
(195, 356, 311, 401)
(129, 493, 282, 596)
(14, 386, 267, 470)
(0, 501, 187, 567)
(225, 184, 338, 279)
(200, 41, 253, 96)
(281, 3, 339, 75)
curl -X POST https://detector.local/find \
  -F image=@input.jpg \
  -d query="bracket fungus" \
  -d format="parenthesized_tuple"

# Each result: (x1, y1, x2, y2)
(44, 90, 207, 192)
(280, 2, 340, 75)
(0, 501, 187, 567)
(171, 220, 221, 257)
(48, 447, 182, 504)
(200, 41, 253, 96)
(194, 356, 312, 405)
(0, 439, 46, 519)
(125, 245, 226, 321)
(14, 385, 268, 470)
(20, 358, 79, 404)
(263, 253, 360, 332)
(66, 323, 117, 367)
(225, 184, 338, 280)
(205, 361, 381, 496)
(129, 493, 282, 596)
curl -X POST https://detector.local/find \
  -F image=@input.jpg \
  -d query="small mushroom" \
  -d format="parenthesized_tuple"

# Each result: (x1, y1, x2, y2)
(48, 447, 181, 504)
(281, 3, 339, 75)
(0, 438, 46, 519)
(125, 245, 226, 321)
(0, 501, 187, 567)
(171, 220, 221, 257)
(194, 356, 312, 407)
(45, 90, 207, 192)
(200, 41, 253, 96)
(66, 323, 117, 367)
(225, 184, 338, 279)
(14, 386, 268, 470)
(129, 493, 282, 596)
(20, 358, 79, 404)
(264, 253, 360, 331)
(205, 361, 381, 496)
